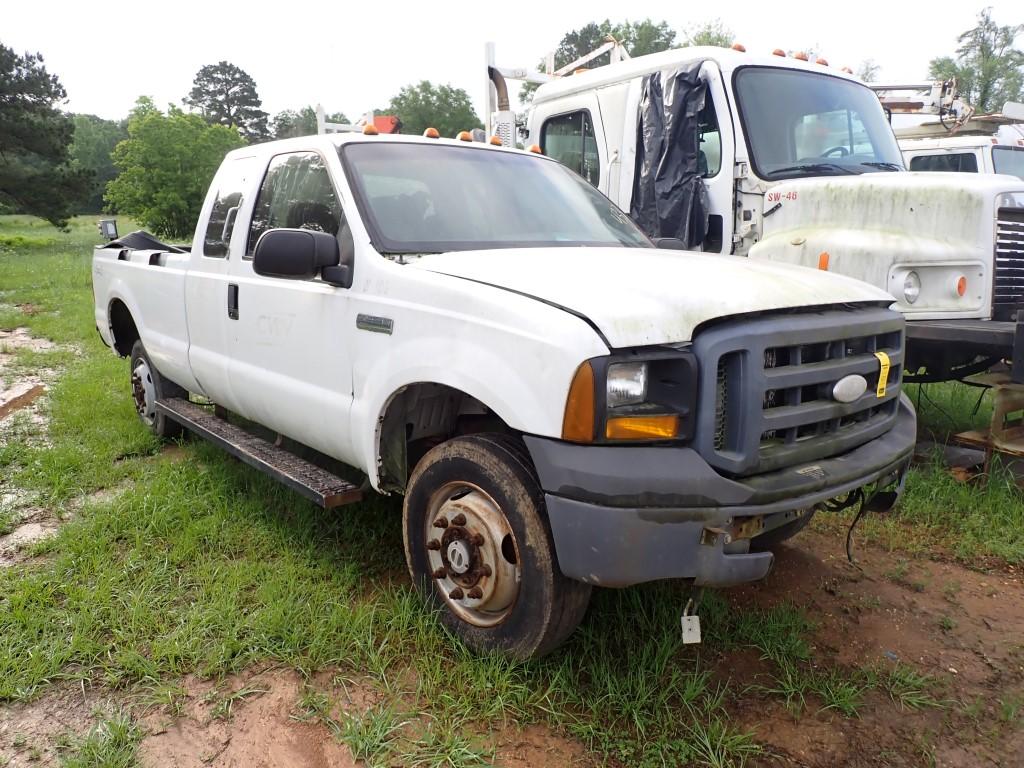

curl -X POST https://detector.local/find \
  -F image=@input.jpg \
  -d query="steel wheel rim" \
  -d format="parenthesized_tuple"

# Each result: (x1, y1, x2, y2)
(131, 358, 156, 426)
(424, 481, 521, 627)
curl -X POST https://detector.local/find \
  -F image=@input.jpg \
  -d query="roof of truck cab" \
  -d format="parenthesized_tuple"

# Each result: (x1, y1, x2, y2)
(223, 132, 534, 162)
(899, 136, 1002, 151)
(531, 46, 862, 104)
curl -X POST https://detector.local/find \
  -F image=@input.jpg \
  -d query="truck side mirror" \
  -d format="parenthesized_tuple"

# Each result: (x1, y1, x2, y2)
(253, 228, 340, 280)
(653, 237, 687, 250)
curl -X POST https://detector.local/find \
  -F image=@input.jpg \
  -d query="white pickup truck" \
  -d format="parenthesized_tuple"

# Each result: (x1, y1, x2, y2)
(92, 132, 916, 658)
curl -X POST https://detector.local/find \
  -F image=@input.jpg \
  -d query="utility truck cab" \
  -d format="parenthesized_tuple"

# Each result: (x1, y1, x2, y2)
(900, 136, 1024, 180)
(510, 46, 1024, 382)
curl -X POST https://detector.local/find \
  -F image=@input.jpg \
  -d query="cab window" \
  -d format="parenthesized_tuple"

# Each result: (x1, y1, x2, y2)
(246, 152, 342, 257)
(697, 98, 722, 177)
(908, 153, 979, 173)
(540, 111, 601, 187)
(993, 146, 1024, 180)
(203, 157, 254, 257)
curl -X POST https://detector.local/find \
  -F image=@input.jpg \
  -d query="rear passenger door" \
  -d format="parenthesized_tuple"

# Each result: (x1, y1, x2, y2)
(225, 150, 358, 462)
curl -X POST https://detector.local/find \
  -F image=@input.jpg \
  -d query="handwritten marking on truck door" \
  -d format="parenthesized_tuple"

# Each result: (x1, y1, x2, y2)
(873, 351, 891, 397)
(766, 191, 798, 203)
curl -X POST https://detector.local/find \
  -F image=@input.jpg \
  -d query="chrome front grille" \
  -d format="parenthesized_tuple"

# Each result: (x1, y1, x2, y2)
(994, 207, 1024, 320)
(693, 308, 905, 477)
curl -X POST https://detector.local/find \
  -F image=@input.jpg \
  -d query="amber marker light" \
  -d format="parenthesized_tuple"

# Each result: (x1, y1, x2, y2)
(816, 57, 829, 66)
(423, 127, 440, 138)
(489, 135, 503, 146)
(818, 252, 830, 271)
(606, 415, 680, 441)
(772, 49, 786, 57)
(456, 131, 473, 142)
(793, 51, 809, 61)
(562, 362, 595, 442)
(527, 144, 543, 154)
(956, 275, 968, 297)
(731, 43, 746, 52)
(362, 124, 379, 135)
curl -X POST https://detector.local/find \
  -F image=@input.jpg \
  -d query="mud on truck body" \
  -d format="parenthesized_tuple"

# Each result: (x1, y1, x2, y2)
(93, 132, 915, 658)
(487, 45, 1024, 383)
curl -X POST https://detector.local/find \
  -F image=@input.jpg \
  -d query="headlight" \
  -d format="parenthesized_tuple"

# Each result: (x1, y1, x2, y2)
(903, 271, 921, 304)
(607, 362, 648, 408)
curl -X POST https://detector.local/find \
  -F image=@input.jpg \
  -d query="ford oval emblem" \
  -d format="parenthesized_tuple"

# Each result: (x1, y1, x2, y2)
(833, 374, 868, 403)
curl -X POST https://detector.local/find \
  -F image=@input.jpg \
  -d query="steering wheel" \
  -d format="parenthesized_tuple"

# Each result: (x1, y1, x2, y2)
(821, 146, 850, 158)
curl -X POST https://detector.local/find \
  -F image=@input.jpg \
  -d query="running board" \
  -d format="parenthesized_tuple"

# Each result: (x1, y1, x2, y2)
(155, 397, 363, 508)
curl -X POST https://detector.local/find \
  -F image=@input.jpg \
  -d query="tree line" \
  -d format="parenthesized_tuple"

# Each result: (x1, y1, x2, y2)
(1, 10, 1021, 238)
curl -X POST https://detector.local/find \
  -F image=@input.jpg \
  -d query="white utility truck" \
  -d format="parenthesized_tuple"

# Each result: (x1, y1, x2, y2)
(92, 131, 915, 658)
(901, 135, 1024, 179)
(488, 46, 1024, 382)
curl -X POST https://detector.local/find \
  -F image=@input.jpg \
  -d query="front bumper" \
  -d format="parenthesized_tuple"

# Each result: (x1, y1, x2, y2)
(524, 396, 916, 588)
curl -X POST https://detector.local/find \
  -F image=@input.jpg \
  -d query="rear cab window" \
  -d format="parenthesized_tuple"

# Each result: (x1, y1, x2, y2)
(203, 157, 255, 257)
(908, 153, 979, 173)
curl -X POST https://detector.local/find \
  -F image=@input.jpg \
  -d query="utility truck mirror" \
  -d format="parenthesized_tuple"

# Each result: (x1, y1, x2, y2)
(1003, 101, 1024, 121)
(653, 237, 687, 250)
(253, 228, 340, 280)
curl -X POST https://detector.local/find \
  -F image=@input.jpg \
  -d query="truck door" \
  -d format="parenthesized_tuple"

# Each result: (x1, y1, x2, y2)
(185, 154, 259, 412)
(535, 94, 608, 193)
(697, 63, 736, 253)
(225, 150, 356, 461)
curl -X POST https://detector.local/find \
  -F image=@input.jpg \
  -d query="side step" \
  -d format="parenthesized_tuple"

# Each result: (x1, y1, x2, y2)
(155, 397, 363, 509)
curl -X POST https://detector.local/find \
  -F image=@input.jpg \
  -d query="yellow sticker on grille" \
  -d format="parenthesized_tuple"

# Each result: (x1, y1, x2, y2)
(873, 351, 891, 398)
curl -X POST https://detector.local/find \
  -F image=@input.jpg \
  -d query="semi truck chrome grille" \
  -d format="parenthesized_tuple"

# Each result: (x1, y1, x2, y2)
(693, 308, 905, 477)
(994, 207, 1024, 320)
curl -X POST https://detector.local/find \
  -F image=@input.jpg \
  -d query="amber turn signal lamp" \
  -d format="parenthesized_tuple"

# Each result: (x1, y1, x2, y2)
(956, 275, 967, 297)
(816, 57, 829, 66)
(456, 131, 473, 142)
(793, 51, 809, 61)
(817, 252, 830, 271)
(772, 49, 786, 57)
(423, 127, 440, 138)
(526, 144, 543, 154)
(731, 43, 746, 52)
(362, 124, 379, 135)
(489, 135, 502, 146)
(562, 362, 595, 442)
(606, 415, 680, 441)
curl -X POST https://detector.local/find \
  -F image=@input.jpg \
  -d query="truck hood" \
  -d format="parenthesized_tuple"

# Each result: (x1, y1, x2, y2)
(750, 172, 1024, 320)
(411, 247, 892, 348)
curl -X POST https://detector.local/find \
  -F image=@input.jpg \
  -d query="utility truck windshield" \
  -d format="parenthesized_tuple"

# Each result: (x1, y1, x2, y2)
(734, 67, 904, 180)
(341, 143, 652, 254)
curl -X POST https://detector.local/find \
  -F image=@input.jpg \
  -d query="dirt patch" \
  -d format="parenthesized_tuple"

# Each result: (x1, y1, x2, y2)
(0, 684, 120, 767)
(493, 723, 594, 767)
(0, 327, 56, 356)
(726, 529, 1024, 767)
(0, 518, 60, 567)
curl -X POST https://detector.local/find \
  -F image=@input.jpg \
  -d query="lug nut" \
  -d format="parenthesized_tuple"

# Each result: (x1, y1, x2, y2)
(426, 539, 441, 551)
(467, 587, 483, 599)
(433, 517, 448, 528)
(451, 513, 467, 526)
(481, 564, 492, 577)
(471, 533, 485, 547)
(449, 587, 464, 600)
(432, 567, 447, 578)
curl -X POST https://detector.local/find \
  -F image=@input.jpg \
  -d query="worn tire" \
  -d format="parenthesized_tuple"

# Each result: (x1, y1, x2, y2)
(403, 433, 591, 659)
(750, 511, 815, 551)
(129, 340, 185, 439)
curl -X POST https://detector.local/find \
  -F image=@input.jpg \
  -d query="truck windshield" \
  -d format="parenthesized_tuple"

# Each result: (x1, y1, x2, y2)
(340, 143, 652, 254)
(734, 67, 904, 180)
(993, 146, 1024, 180)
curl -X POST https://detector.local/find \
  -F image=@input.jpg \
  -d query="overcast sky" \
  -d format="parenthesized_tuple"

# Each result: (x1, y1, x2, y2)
(4, 1, 1020, 125)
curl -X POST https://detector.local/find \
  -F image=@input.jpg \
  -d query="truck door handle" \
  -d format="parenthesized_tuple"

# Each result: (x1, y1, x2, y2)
(228, 283, 239, 320)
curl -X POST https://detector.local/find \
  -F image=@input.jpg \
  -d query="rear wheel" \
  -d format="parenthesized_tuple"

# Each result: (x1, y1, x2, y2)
(130, 340, 185, 439)
(403, 434, 591, 659)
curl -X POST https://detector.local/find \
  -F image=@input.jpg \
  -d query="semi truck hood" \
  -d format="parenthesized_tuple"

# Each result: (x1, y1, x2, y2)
(412, 247, 892, 348)
(749, 172, 1024, 320)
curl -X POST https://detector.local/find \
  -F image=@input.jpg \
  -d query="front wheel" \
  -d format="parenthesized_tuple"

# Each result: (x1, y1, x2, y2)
(403, 434, 591, 659)
(130, 340, 185, 439)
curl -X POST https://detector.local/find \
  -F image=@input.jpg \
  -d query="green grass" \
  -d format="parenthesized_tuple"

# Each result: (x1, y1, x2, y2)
(56, 712, 141, 768)
(0, 214, 1013, 766)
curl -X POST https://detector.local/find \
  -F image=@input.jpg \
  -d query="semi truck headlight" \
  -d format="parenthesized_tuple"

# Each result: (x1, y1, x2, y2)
(903, 271, 921, 304)
(607, 362, 648, 407)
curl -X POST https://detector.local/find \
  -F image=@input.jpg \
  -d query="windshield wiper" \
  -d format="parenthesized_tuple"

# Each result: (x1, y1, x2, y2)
(861, 161, 902, 171)
(764, 163, 863, 178)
